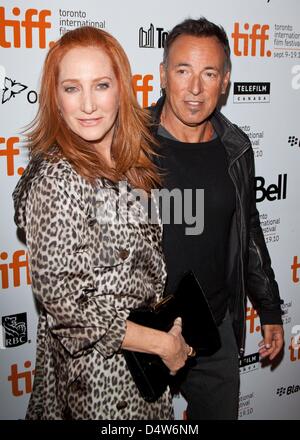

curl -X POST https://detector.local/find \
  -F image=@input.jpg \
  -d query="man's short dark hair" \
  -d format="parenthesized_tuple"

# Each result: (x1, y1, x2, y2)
(163, 17, 231, 72)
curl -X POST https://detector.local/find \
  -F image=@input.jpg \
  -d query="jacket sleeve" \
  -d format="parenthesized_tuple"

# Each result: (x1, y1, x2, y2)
(246, 148, 283, 325)
(25, 175, 127, 358)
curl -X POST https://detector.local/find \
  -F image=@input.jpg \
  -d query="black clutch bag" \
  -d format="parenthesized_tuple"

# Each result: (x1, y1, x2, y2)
(123, 270, 221, 402)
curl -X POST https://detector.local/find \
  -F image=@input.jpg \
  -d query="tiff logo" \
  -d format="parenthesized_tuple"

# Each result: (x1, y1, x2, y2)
(1, 313, 28, 349)
(139, 23, 168, 48)
(0, 250, 31, 290)
(291, 326, 300, 352)
(231, 23, 271, 57)
(0, 6, 52, 49)
(132, 74, 154, 108)
(0, 136, 25, 176)
(8, 360, 35, 396)
(246, 306, 261, 334)
(291, 256, 300, 283)
(289, 334, 300, 362)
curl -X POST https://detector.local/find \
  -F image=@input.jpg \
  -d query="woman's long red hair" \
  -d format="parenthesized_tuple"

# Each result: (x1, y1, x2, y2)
(25, 26, 160, 191)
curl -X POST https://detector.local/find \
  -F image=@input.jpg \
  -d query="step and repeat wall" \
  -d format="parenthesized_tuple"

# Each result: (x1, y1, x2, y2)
(0, 0, 299, 420)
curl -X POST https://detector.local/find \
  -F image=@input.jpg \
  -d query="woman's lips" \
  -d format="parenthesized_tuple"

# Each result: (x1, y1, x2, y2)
(77, 117, 102, 127)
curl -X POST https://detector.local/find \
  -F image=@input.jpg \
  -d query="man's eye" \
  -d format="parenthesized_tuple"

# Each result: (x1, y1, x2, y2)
(205, 72, 217, 78)
(176, 69, 187, 75)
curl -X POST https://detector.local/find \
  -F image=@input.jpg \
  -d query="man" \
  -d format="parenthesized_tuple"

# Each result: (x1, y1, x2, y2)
(149, 17, 284, 420)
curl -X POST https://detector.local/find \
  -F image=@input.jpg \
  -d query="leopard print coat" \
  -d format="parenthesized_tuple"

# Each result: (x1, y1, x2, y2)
(13, 157, 173, 420)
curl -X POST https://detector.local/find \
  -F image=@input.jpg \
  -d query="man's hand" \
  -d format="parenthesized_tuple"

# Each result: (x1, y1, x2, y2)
(258, 324, 284, 360)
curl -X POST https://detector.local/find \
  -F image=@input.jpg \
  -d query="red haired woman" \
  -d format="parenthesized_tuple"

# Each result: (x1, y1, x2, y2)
(13, 26, 189, 420)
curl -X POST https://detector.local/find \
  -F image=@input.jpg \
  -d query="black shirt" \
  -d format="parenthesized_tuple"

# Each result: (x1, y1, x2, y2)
(156, 131, 236, 325)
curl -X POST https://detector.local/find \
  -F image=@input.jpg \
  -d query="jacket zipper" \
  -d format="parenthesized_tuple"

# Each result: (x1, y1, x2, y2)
(228, 145, 249, 356)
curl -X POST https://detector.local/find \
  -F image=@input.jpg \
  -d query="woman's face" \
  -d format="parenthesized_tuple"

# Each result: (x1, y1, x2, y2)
(57, 46, 120, 154)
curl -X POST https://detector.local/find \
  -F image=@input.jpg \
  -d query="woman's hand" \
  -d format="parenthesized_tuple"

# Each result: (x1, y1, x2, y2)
(160, 317, 192, 375)
(122, 318, 196, 375)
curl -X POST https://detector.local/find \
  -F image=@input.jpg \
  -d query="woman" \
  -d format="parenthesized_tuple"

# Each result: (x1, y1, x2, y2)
(13, 26, 190, 420)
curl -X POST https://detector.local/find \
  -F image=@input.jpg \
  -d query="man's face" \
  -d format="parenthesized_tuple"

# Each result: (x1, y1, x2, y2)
(160, 35, 230, 128)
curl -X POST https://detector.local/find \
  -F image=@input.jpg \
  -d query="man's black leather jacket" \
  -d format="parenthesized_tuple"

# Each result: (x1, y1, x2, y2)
(149, 97, 283, 354)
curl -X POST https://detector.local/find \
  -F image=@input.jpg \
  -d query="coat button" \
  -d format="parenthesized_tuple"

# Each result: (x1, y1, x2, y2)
(119, 248, 129, 260)
(116, 400, 127, 410)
